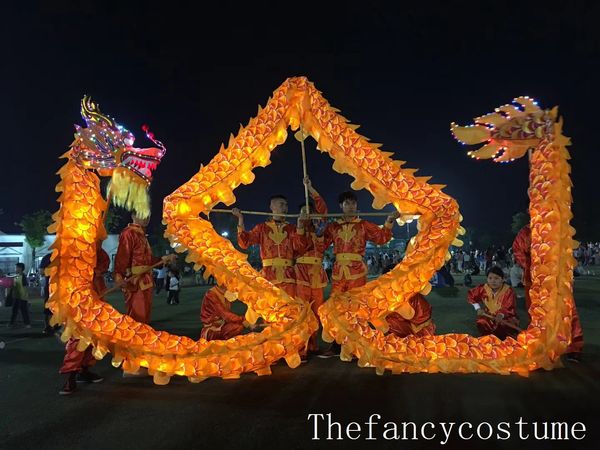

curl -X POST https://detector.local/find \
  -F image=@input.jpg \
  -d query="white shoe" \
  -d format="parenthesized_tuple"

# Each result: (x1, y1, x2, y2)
(123, 368, 148, 377)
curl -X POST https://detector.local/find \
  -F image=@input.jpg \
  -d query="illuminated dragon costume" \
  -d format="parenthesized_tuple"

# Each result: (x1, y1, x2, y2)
(162, 76, 464, 378)
(451, 97, 577, 372)
(49, 81, 573, 384)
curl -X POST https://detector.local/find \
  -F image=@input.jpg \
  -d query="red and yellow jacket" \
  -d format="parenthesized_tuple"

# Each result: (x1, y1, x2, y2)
(238, 219, 307, 285)
(323, 218, 392, 281)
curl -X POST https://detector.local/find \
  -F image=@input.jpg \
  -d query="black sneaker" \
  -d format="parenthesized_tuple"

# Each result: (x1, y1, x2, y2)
(77, 370, 104, 384)
(59, 374, 77, 395)
(565, 353, 582, 363)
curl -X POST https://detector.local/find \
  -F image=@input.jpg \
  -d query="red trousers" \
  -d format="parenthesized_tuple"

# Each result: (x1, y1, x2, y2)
(476, 317, 517, 340)
(125, 288, 153, 324)
(296, 284, 325, 352)
(331, 276, 366, 294)
(277, 282, 296, 297)
(60, 338, 96, 374)
(201, 322, 245, 341)
(386, 313, 436, 338)
(567, 306, 584, 353)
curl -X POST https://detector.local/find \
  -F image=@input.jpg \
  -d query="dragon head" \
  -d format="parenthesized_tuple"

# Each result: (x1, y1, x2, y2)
(450, 96, 558, 163)
(70, 96, 166, 218)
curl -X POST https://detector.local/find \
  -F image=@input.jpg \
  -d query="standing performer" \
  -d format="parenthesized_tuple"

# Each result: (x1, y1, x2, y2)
(323, 191, 399, 294)
(200, 286, 254, 340)
(318, 191, 399, 357)
(512, 225, 583, 362)
(295, 177, 329, 358)
(233, 195, 308, 297)
(59, 241, 108, 395)
(512, 224, 532, 308)
(39, 253, 57, 336)
(114, 212, 172, 324)
(467, 266, 519, 340)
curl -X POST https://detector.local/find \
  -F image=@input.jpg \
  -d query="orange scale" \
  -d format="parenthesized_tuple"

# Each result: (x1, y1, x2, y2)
(445, 348, 460, 359)
(422, 339, 436, 351)
(88, 320, 102, 333)
(74, 239, 88, 252)
(72, 307, 83, 322)
(119, 318, 137, 331)
(108, 310, 122, 321)
(82, 309, 98, 323)
(74, 258, 89, 271)
(109, 328, 122, 342)
(67, 295, 82, 309)
(481, 343, 494, 355)
(100, 320, 116, 333)
(166, 338, 181, 350)
(469, 347, 484, 359)
(120, 328, 135, 341)
(457, 342, 470, 355)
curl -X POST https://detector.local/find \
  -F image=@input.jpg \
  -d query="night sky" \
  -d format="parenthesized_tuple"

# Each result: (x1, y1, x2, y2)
(2, 2, 599, 242)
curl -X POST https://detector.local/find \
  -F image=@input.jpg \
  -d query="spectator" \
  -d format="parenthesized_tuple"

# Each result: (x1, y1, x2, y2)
(167, 269, 180, 305)
(155, 265, 167, 294)
(509, 259, 523, 288)
(8, 263, 31, 328)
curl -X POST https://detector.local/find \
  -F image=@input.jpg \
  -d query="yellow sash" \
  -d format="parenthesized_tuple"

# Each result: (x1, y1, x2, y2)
(262, 258, 294, 284)
(333, 253, 365, 280)
(131, 265, 153, 291)
(296, 256, 322, 265)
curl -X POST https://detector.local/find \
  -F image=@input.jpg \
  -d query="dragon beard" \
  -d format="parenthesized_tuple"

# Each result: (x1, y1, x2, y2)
(107, 167, 151, 219)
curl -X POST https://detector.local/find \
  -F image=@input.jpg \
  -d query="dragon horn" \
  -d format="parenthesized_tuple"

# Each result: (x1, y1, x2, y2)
(81, 95, 115, 128)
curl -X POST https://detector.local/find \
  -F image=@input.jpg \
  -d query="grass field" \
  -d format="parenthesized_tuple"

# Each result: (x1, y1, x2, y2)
(1, 274, 599, 449)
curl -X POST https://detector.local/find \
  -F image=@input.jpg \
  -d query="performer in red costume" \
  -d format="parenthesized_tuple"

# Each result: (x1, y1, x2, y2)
(467, 266, 519, 340)
(200, 286, 254, 340)
(512, 224, 532, 308)
(59, 241, 108, 395)
(233, 195, 308, 297)
(294, 177, 329, 358)
(512, 224, 584, 362)
(323, 191, 399, 294)
(319, 191, 399, 357)
(386, 293, 436, 338)
(113, 212, 172, 324)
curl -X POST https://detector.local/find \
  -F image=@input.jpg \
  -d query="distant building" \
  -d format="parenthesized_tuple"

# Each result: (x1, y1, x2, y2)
(0, 233, 119, 274)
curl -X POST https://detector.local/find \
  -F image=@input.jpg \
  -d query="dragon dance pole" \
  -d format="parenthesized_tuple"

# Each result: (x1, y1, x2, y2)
(208, 209, 394, 218)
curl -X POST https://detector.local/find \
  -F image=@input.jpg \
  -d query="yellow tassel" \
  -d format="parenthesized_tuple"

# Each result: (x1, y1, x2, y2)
(108, 167, 151, 218)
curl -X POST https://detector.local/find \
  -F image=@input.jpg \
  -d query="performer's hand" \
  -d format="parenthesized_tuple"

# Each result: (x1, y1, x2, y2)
(297, 210, 308, 229)
(162, 254, 176, 265)
(476, 307, 486, 317)
(385, 211, 401, 225)
(494, 313, 505, 323)
(243, 320, 257, 330)
(231, 208, 243, 219)
(115, 276, 131, 292)
(303, 176, 315, 193)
